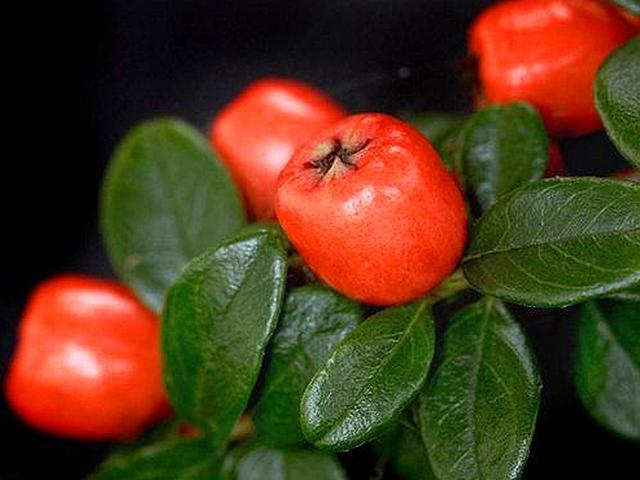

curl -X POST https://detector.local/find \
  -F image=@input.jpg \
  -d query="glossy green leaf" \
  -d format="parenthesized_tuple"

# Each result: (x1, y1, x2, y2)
(574, 301, 640, 440)
(419, 299, 541, 480)
(162, 230, 287, 449)
(301, 300, 435, 451)
(253, 286, 362, 447)
(101, 118, 246, 311)
(463, 178, 640, 307)
(374, 420, 436, 480)
(87, 437, 218, 480)
(460, 103, 548, 212)
(595, 36, 640, 167)
(240, 221, 292, 251)
(235, 447, 346, 480)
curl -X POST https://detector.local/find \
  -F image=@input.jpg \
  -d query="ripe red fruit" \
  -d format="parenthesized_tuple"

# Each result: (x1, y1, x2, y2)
(5, 275, 169, 440)
(211, 78, 346, 220)
(470, 0, 638, 137)
(275, 113, 468, 306)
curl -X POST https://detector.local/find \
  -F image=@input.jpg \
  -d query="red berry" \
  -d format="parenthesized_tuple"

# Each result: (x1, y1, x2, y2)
(211, 78, 345, 220)
(5, 275, 169, 440)
(275, 113, 468, 306)
(470, 0, 638, 137)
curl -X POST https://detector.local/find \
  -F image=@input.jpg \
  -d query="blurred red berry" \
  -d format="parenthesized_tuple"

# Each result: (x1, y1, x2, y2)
(211, 78, 345, 219)
(470, 0, 638, 136)
(5, 275, 169, 440)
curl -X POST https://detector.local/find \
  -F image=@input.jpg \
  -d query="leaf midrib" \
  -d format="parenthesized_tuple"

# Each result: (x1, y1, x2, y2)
(314, 300, 429, 444)
(152, 133, 201, 262)
(191, 238, 267, 440)
(464, 225, 640, 263)
(466, 299, 492, 479)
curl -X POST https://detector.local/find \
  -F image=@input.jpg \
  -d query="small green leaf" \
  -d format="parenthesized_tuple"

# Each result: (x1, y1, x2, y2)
(419, 299, 541, 480)
(460, 103, 548, 212)
(87, 437, 218, 480)
(253, 286, 362, 447)
(574, 301, 640, 441)
(301, 300, 435, 451)
(101, 118, 246, 311)
(106, 418, 184, 458)
(409, 113, 467, 172)
(162, 230, 287, 449)
(235, 447, 347, 480)
(374, 420, 436, 480)
(595, 36, 640, 167)
(463, 178, 640, 307)
(410, 113, 466, 148)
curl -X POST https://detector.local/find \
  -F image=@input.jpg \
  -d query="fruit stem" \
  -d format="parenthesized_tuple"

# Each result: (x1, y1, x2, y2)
(288, 253, 319, 283)
(428, 268, 469, 304)
(229, 414, 255, 444)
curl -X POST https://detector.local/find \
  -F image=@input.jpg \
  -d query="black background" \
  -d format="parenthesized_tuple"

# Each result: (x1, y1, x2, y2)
(1, 1, 637, 478)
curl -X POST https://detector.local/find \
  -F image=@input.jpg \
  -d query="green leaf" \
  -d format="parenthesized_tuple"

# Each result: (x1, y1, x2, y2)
(87, 437, 218, 480)
(595, 36, 640, 167)
(235, 447, 347, 480)
(106, 418, 185, 458)
(101, 118, 246, 311)
(463, 178, 640, 307)
(162, 230, 287, 449)
(219, 449, 242, 480)
(409, 113, 467, 172)
(419, 299, 541, 480)
(460, 103, 548, 212)
(574, 300, 640, 441)
(409, 113, 466, 148)
(374, 420, 436, 480)
(240, 221, 292, 251)
(301, 300, 435, 451)
(253, 286, 362, 447)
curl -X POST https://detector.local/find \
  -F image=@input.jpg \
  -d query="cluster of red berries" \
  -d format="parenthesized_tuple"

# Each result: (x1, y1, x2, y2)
(6, 0, 637, 440)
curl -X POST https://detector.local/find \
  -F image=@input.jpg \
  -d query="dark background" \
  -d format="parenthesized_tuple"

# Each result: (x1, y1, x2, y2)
(2, 1, 636, 478)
